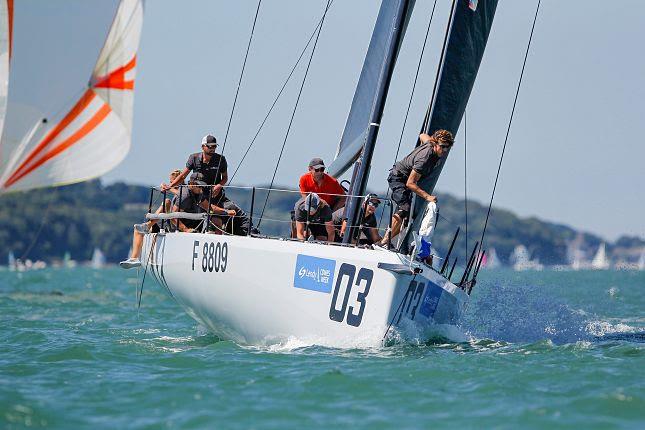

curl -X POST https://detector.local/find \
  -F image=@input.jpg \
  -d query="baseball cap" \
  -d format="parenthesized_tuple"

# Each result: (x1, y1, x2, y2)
(308, 157, 325, 169)
(364, 193, 381, 205)
(189, 172, 207, 186)
(201, 134, 217, 147)
(304, 193, 320, 212)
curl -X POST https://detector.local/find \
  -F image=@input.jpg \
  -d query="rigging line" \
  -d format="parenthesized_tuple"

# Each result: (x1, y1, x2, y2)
(478, 0, 541, 251)
(19, 188, 57, 261)
(464, 110, 468, 256)
(377, 0, 438, 231)
(220, 0, 262, 157)
(228, 0, 335, 184)
(257, 0, 332, 227)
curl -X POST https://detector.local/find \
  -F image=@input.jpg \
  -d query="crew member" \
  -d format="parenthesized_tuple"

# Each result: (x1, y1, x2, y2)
(294, 193, 335, 242)
(299, 158, 346, 211)
(335, 194, 382, 246)
(161, 134, 227, 201)
(381, 129, 454, 245)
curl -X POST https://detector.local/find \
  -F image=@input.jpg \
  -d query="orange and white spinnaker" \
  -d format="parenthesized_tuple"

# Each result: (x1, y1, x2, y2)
(0, 0, 13, 145)
(0, 0, 143, 193)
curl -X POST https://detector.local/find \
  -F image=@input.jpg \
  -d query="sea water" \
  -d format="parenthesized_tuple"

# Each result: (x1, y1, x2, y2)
(0, 267, 643, 429)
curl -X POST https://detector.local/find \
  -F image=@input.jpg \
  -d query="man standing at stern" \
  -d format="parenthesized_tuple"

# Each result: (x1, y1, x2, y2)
(381, 129, 454, 246)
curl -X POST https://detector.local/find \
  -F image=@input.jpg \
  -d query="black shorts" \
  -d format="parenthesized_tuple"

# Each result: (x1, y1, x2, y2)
(387, 173, 411, 218)
(307, 222, 328, 239)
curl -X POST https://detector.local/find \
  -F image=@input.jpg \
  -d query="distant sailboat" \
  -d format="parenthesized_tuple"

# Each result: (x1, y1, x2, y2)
(510, 245, 543, 271)
(0, 0, 143, 193)
(591, 243, 610, 270)
(63, 251, 76, 269)
(90, 248, 106, 269)
(481, 247, 501, 269)
(7, 250, 15, 270)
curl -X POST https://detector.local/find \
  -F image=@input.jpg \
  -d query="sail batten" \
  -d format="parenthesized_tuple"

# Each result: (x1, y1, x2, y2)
(0, 0, 143, 193)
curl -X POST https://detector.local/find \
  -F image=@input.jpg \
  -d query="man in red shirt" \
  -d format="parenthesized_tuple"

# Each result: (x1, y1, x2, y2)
(299, 158, 346, 211)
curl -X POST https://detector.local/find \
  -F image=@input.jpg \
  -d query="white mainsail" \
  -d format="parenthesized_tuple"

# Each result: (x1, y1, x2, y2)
(0, 0, 13, 144)
(591, 242, 610, 270)
(0, 0, 143, 193)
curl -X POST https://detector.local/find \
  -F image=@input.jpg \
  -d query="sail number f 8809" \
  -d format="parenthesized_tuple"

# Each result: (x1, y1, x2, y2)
(192, 240, 228, 273)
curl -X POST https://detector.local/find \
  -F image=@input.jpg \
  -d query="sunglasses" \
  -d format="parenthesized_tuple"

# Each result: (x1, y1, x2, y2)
(313, 167, 325, 172)
(437, 144, 452, 149)
(367, 201, 380, 208)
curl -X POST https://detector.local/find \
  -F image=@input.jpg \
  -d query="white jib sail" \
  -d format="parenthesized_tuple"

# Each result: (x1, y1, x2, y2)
(0, 0, 143, 193)
(0, 0, 12, 145)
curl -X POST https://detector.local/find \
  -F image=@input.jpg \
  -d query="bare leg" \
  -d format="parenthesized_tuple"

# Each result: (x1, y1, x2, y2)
(381, 213, 403, 245)
(131, 229, 144, 259)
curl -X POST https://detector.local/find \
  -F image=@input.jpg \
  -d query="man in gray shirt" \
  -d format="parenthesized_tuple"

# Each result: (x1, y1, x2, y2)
(381, 129, 454, 245)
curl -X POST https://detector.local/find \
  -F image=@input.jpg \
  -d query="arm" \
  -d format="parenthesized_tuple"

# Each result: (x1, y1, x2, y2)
(299, 175, 309, 198)
(369, 227, 382, 244)
(198, 200, 235, 216)
(296, 221, 307, 240)
(162, 168, 190, 191)
(212, 170, 228, 196)
(406, 170, 437, 203)
(325, 221, 335, 242)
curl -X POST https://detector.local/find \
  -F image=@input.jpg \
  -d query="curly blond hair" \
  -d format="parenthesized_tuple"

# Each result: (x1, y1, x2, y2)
(432, 129, 454, 145)
(169, 169, 183, 180)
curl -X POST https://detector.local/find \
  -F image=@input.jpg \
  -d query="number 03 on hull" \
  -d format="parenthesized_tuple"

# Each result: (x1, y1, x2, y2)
(142, 232, 468, 348)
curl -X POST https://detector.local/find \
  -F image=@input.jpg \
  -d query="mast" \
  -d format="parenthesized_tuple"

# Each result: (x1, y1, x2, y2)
(342, 0, 412, 244)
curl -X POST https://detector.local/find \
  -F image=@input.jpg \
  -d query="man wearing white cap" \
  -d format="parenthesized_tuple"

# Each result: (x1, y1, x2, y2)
(161, 134, 228, 201)
(294, 193, 335, 242)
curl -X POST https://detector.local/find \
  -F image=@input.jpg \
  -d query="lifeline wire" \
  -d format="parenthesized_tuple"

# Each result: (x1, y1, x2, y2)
(478, 0, 541, 250)
(377, 0, 438, 231)
(229, 0, 335, 183)
(257, 0, 332, 227)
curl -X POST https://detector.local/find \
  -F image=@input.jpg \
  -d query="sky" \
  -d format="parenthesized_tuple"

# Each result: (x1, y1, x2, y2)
(6, 0, 645, 241)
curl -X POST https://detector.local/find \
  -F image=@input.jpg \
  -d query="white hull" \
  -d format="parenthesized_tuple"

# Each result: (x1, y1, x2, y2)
(142, 232, 469, 348)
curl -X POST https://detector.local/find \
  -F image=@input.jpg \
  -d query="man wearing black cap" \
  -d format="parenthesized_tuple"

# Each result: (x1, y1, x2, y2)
(161, 134, 228, 200)
(299, 157, 346, 211)
(171, 172, 236, 233)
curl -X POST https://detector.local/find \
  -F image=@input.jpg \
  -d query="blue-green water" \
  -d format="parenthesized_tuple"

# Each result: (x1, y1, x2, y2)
(1, 267, 643, 429)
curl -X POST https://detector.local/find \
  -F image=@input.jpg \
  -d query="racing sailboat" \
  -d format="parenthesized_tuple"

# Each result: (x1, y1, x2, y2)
(0, 0, 143, 193)
(142, 0, 499, 347)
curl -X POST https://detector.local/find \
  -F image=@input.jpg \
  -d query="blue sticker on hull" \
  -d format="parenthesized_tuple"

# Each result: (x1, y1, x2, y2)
(419, 281, 443, 318)
(294, 254, 336, 293)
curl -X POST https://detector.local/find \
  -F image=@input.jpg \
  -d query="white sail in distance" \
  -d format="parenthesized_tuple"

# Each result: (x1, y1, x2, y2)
(0, 0, 143, 193)
(0, 0, 13, 145)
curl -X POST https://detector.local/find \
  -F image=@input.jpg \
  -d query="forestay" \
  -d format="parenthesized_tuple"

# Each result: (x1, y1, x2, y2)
(403, 0, 498, 250)
(0, 0, 143, 193)
(326, 0, 415, 179)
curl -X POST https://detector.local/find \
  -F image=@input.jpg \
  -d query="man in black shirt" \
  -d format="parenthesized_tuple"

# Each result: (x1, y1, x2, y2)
(172, 173, 235, 233)
(294, 193, 335, 242)
(381, 129, 454, 245)
(335, 194, 382, 246)
(161, 134, 228, 200)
